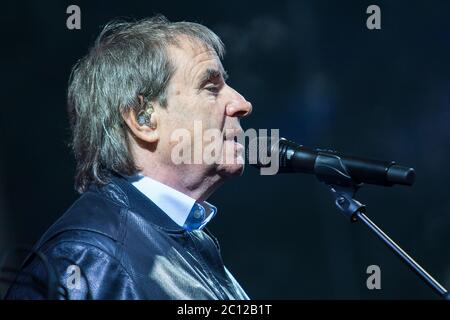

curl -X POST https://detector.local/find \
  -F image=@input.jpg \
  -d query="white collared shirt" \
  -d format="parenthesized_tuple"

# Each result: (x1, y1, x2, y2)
(129, 174, 217, 231)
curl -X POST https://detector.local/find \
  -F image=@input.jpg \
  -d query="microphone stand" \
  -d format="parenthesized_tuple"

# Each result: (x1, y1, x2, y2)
(323, 181, 448, 299)
(308, 151, 449, 298)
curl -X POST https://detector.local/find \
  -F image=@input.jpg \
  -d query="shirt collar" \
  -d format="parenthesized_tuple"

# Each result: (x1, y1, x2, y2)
(128, 174, 217, 231)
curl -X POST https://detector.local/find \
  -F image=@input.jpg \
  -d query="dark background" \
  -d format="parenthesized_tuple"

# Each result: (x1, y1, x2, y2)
(1, 0, 450, 299)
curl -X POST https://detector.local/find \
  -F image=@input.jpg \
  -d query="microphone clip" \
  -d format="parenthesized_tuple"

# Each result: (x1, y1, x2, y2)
(327, 184, 365, 222)
(314, 152, 366, 221)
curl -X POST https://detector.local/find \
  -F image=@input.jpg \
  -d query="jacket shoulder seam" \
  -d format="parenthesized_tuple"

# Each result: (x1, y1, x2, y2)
(41, 239, 137, 287)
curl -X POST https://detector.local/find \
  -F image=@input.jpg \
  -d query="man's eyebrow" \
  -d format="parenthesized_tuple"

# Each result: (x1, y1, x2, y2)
(197, 68, 229, 87)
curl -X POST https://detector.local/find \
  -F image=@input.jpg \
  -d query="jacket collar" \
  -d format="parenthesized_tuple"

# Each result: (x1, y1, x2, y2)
(34, 173, 188, 252)
(127, 174, 217, 230)
(105, 173, 187, 234)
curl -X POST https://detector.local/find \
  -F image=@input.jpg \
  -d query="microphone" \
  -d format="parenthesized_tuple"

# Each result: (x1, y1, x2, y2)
(246, 137, 416, 187)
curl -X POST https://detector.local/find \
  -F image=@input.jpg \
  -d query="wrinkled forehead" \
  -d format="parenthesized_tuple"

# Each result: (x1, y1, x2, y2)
(167, 35, 224, 84)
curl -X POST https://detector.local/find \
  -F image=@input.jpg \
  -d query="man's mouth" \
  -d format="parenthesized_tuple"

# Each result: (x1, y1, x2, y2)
(222, 129, 245, 159)
(223, 128, 244, 143)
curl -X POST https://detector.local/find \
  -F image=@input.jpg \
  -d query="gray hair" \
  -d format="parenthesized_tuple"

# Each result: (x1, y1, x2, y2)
(68, 15, 225, 193)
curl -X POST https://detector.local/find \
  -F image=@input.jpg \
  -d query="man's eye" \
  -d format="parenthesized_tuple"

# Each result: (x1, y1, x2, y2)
(205, 86, 219, 93)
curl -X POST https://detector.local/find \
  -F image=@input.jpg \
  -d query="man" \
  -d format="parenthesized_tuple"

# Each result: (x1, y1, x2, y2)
(6, 15, 252, 299)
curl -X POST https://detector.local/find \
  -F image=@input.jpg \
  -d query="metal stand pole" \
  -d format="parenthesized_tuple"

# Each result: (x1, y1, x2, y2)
(326, 183, 448, 299)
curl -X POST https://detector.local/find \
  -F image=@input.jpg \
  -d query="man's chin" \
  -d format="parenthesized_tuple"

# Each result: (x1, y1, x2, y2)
(217, 162, 245, 178)
(214, 144, 246, 177)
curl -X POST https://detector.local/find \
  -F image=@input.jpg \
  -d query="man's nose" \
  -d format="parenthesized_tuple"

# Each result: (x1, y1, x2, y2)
(225, 87, 253, 118)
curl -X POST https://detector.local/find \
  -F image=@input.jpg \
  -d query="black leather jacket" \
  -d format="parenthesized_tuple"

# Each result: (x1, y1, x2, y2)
(5, 174, 249, 300)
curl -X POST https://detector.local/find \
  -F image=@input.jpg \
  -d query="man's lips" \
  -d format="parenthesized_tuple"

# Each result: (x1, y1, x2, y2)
(223, 129, 244, 157)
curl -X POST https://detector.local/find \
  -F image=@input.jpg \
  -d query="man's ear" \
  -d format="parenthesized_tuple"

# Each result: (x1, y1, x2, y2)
(122, 96, 160, 143)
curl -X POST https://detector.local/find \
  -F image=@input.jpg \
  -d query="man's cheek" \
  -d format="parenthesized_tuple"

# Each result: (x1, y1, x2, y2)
(221, 140, 239, 165)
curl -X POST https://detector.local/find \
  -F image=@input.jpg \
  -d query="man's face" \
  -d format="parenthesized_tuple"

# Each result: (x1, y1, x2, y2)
(156, 37, 252, 179)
